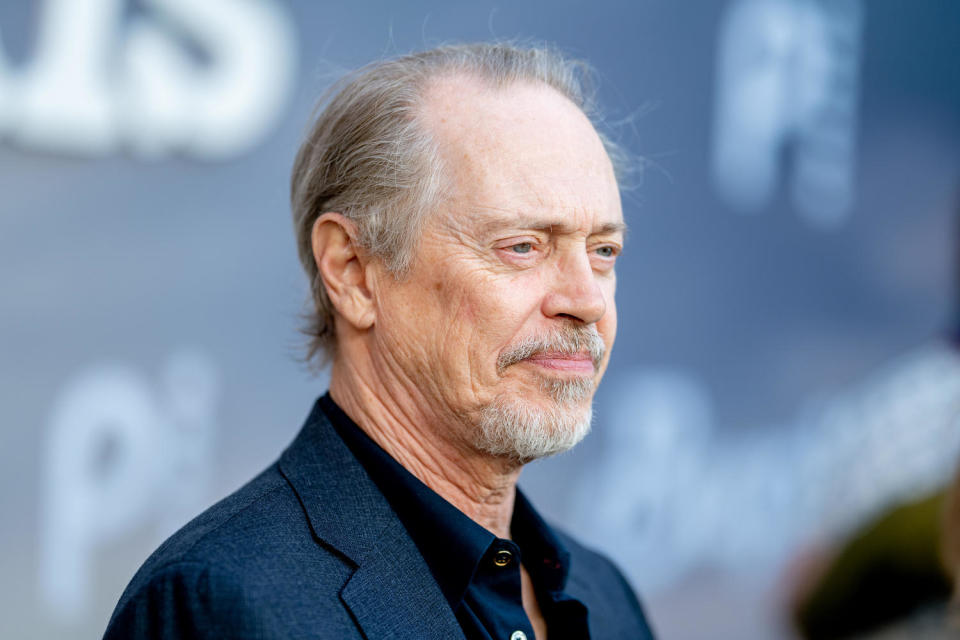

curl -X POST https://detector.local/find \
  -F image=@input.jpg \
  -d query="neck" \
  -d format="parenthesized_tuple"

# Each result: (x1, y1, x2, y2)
(329, 349, 522, 538)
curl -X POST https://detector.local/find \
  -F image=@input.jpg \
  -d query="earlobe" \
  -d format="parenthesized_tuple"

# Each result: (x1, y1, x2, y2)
(311, 213, 376, 331)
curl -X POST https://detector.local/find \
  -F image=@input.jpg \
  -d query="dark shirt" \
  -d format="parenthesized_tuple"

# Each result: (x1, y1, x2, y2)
(320, 394, 591, 640)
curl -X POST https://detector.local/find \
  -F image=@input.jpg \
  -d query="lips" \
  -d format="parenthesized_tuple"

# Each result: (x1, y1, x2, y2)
(495, 326, 606, 375)
(524, 352, 596, 374)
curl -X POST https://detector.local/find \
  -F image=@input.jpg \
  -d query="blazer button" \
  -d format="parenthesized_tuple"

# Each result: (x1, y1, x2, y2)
(493, 549, 513, 567)
(510, 631, 527, 640)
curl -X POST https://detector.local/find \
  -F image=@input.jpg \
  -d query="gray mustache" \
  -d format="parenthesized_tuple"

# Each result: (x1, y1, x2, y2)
(497, 326, 605, 373)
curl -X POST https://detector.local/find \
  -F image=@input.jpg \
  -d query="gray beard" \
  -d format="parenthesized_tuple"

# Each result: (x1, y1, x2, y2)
(475, 323, 604, 463)
(473, 378, 595, 464)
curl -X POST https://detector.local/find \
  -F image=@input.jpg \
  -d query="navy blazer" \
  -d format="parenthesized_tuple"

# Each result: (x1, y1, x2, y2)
(104, 400, 654, 639)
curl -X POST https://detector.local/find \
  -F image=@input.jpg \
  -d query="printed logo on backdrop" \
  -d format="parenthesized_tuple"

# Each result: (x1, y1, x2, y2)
(39, 350, 220, 622)
(0, 0, 297, 158)
(575, 347, 960, 593)
(712, 0, 863, 229)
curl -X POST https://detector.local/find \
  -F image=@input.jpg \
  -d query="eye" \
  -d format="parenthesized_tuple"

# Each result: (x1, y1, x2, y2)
(595, 246, 617, 258)
(510, 242, 534, 254)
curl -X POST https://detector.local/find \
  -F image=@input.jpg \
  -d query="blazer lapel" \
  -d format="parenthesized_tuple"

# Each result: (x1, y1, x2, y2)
(340, 523, 466, 639)
(278, 400, 464, 640)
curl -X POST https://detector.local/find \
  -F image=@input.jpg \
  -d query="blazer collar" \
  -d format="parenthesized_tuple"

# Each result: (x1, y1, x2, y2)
(277, 398, 464, 640)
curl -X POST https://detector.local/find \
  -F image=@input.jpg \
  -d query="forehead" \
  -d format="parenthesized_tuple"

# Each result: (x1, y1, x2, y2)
(420, 75, 623, 232)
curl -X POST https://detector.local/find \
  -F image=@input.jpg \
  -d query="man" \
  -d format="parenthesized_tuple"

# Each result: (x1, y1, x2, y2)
(104, 43, 653, 639)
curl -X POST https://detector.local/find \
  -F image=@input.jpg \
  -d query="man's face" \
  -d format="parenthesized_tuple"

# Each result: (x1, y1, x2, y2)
(370, 76, 623, 461)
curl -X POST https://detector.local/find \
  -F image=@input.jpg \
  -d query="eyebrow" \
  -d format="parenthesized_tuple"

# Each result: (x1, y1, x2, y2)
(477, 213, 627, 237)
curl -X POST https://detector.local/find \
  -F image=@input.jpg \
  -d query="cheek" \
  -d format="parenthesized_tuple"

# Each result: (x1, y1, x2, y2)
(602, 305, 617, 350)
(450, 272, 544, 365)
(599, 281, 618, 349)
(482, 272, 544, 329)
(426, 272, 499, 369)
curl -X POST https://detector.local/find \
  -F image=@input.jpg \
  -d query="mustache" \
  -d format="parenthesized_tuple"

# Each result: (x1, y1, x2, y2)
(497, 325, 606, 373)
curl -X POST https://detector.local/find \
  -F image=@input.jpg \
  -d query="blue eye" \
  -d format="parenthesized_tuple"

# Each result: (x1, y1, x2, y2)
(511, 243, 533, 254)
(596, 246, 615, 258)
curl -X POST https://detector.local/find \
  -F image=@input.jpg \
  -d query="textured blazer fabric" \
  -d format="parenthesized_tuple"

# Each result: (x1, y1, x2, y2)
(103, 399, 654, 639)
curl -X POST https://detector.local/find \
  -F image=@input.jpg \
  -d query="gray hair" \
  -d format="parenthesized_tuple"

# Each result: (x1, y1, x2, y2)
(290, 42, 625, 365)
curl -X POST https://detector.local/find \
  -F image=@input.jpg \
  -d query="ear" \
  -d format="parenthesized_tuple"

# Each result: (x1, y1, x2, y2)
(311, 213, 376, 331)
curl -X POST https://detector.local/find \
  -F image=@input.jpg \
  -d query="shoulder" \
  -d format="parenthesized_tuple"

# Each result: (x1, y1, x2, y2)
(555, 529, 657, 640)
(128, 463, 329, 577)
(104, 559, 247, 639)
(104, 464, 357, 639)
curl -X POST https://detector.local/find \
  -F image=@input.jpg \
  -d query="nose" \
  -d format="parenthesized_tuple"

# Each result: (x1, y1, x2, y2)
(541, 249, 607, 325)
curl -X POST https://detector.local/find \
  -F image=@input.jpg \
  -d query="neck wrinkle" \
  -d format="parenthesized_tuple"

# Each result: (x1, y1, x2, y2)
(329, 351, 522, 539)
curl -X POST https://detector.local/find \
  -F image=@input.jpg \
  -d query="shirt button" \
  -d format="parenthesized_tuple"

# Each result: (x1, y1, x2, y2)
(510, 632, 527, 640)
(493, 549, 513, 567)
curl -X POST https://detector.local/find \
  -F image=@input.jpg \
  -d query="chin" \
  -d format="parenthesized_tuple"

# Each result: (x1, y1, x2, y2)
(472, 388, 594, 464)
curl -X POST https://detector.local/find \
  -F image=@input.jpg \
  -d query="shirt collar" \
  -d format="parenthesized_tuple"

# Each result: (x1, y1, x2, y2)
(318, 393, 572, 608)
(511, 489, 572, 593)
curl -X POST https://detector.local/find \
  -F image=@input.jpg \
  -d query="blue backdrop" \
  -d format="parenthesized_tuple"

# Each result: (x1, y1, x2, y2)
(2, 1, 958, 638)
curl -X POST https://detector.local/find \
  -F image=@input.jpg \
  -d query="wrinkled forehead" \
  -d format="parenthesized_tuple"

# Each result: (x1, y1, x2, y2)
(419, 75, 622, 223)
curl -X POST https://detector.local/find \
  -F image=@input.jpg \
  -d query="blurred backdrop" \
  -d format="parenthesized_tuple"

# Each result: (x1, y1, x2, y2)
(2, 1, 959, 638)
